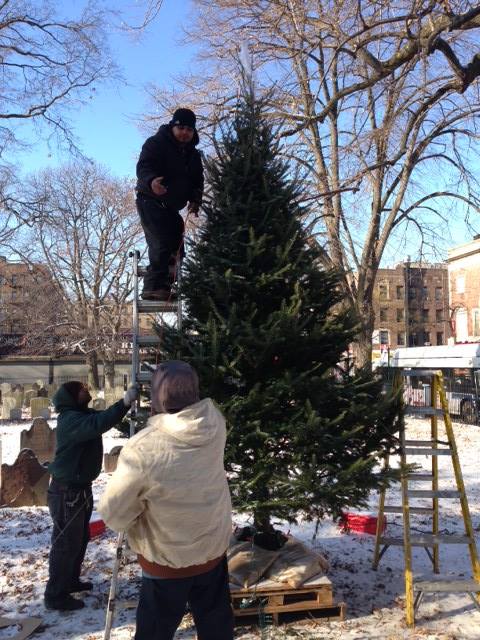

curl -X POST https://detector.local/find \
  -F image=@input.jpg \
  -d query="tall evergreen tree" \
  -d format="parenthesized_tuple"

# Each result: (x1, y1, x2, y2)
(161, 91, 400, 534)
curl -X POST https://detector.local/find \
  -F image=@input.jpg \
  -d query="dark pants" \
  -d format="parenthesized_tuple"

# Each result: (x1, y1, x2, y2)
(136, 195, 184, 291)
(134, 558, 234, 640)
(44, 479, 93, 602)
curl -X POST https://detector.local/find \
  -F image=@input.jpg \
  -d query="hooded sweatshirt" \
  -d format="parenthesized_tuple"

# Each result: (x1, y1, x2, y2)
(98, 398, 232, 570)
(135, 124, 204, 211)
(48, 386, 129, 487)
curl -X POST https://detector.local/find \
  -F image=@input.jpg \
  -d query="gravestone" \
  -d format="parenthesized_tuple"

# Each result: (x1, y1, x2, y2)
(1, 397, 18, 420)
(24, 390, 37, 408)
(12, 389, 24, 408)
(20, 418, 56, 464)
(30, 397, 50, 418)
(0, 449, 49, 507)
(92, 398, 106, 411)
(104, 446, 123, 473)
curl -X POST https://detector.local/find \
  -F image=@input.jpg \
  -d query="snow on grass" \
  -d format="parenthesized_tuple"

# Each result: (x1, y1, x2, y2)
(0, 417, 479, 639)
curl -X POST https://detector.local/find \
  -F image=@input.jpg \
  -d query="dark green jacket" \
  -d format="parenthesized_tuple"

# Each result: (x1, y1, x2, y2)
(48, 386, 129, 487)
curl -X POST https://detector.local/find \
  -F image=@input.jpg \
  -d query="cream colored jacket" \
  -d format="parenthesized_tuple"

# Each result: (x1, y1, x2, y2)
(98, 398, 232, 568)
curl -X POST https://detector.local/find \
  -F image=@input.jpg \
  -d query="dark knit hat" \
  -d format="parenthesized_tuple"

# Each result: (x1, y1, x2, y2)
(170, 108, 196, 129)
(62, 381, 85, 402)
(151, 361, 200, 414)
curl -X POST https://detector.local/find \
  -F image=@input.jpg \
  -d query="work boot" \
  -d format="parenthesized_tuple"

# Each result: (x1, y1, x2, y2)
(44, 595, 85, 611)
(69, 580, 93, 593)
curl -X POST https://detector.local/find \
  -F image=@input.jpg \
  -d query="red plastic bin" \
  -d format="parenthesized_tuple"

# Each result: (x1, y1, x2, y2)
(339, 511, 386, 535)
(89, 518, 106, 538)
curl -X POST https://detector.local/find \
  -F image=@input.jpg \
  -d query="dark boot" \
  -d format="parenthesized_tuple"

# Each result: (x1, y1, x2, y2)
(69, 580, 93, 593)
(44, 595, 85, 611)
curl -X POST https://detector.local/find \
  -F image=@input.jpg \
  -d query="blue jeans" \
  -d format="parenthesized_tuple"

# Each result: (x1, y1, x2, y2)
(134, 557, 234, 640)
(44, 479, 93, 602)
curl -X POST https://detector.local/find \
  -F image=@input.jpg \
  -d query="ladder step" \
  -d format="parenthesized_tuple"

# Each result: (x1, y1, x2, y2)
(404, 439, 448, 447)
(404, 448, 451, 456)
(380, 534, 472, 547)
(414, 575, 480, 593)
(137, 335, 162, 346)
(137, 300, 179, 313)
(407, 473, 434, 481)
(408, 490, 460, 499)
(400, 369, 440, 377)
(406, 407, 444, 416)
(383, 506, 434, 515)
(137, 371, 153, 383)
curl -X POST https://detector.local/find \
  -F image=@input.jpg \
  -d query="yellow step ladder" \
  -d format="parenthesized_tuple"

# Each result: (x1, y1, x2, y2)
(372, 369, 480, 626)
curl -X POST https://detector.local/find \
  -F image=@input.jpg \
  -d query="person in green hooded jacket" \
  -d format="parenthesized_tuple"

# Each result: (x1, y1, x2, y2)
(44, 380, 138, 612)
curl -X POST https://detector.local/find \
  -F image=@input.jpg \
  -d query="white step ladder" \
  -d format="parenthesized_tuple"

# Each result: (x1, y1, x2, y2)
(103, 249, 182, 640)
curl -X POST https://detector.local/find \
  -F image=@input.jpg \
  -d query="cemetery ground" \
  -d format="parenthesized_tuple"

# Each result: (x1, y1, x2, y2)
(0, 417, 479, 640)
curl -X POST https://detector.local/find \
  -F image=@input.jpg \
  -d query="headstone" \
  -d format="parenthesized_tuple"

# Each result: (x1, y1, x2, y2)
(0, 383, 12, 395)
(20, 418, 56, 464)
(92, 398, 106, 411)
(40, 408, 51, 419)
(0, 449, 49, 507)
(30, 397, 50, 418)
(24, 390, 37, 407)
(12, 389, 24, 408)
(1, 397, 17, 419)
(104, 446, 123, 473)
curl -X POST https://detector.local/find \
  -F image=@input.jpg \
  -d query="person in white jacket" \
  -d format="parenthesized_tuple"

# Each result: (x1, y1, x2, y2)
(98, 361, 233, 640)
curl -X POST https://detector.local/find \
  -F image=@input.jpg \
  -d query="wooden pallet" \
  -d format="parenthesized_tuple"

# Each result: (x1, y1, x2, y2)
(230, 574, 345, 625)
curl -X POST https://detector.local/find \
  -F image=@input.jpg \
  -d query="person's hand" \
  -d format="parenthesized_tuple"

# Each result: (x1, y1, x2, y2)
(151, 177, 167, 196)
(123, 385, 140, 407)
(187, 201, 200, 217)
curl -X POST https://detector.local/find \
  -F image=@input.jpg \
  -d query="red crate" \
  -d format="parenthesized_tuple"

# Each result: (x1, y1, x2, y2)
(89, 518, 106, 538)
(339, 512, 386, 535)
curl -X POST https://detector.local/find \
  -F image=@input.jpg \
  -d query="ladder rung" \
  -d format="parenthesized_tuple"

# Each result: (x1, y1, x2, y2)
(137, 372, 153, 383)
(137, 300, 179, 313)
(380, 534, 472, 547)
(404, 447, 451, 456)
(383, 505, 433, 514)
(406, 407, 444, 416)
(408, 489, 460, 499)
(414, 576, 480, 593)
(407, 473, 434, 481)
(383, 506, 434, 515)
(404, 439, 448, 447)
(399, 369, 440, 377)
(137, 335, 161, 346)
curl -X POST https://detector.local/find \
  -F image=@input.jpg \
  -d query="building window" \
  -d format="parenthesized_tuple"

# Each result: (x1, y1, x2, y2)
(379, 308, 388, 322)
(409, 333, 418, 346)
(11, 274, 17, 287)
(456, 275, 465, 294)
(422, 308, 429, 321)
(436, 308, 443, 322)
(396, 285, 404, 300)
(436, 332, 444, 345)
(435, 287, 442, 300)
(397, 332, 405, 346)
(473, 309, 480, 337)
(422, 286, 428, 299)
(379, 330, 389, 345)
(378, 283, 388, 300)
(423, 331, 430, 345)
(396, 308, 404, 322)
(408, 287, 416, 299)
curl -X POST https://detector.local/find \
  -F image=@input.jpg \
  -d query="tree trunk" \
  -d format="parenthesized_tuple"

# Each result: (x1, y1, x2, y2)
(104, 357, 115, 390)
(86, 351, 100, 390)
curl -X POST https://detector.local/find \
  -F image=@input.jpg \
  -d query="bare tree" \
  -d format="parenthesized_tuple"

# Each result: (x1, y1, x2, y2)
(16, 161, 143, 388)
(145, 0, 480, 366)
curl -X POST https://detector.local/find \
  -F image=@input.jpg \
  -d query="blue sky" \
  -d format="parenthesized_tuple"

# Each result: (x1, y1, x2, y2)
(17, 0, 197, 179)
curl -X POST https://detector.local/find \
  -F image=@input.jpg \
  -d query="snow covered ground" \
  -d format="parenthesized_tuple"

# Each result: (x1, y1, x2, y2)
(1, 417, 479, 639)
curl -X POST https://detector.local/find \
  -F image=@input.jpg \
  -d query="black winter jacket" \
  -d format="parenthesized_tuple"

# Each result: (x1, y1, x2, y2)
(48, 386, 129, 487)
(136, 124, 204, 211)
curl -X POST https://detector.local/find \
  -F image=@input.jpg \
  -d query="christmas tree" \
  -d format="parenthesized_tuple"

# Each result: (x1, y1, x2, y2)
(161, 90, 400, 535)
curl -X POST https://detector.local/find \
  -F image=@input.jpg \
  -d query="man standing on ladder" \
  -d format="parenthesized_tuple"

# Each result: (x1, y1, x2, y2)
(135, 107, 203, 301)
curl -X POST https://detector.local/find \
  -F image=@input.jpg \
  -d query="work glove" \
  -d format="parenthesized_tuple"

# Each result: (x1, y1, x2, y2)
(123, 384, 140, 407)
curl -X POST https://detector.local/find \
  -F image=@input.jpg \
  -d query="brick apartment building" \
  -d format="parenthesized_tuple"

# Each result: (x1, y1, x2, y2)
(447, 237, 480, 342)
(372, 261, 450, 351)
